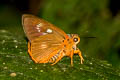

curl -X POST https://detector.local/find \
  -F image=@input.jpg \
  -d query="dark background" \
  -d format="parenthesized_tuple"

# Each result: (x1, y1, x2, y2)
(0, 0, 120, 68)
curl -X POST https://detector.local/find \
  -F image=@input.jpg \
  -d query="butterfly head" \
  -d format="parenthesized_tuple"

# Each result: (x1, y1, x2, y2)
(67, 34, 80, 45)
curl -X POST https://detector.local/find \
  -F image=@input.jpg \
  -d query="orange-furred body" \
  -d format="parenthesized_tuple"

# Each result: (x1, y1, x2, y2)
(22, 14, 84, 66)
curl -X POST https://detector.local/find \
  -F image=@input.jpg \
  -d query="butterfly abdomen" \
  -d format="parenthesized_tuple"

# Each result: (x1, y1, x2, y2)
(49, 50, 61, 63)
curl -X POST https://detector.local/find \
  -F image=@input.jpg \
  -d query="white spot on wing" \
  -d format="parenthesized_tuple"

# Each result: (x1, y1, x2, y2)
(36, 23, 42, 32)
(41, 44, 47, 48)
(43, 33, 47, 35)
(46, 29, 52, 33)
(36, 23, 43, 28)
(38, 30, 41, 32)
(36, 27, 40, 30)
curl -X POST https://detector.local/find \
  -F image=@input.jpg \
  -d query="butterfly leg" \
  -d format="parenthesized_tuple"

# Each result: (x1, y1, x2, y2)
(74, 48, 84, 64)
(51, 50, 64, 65)
(28, 42, 38, 63)
(70, 49, 74, 66)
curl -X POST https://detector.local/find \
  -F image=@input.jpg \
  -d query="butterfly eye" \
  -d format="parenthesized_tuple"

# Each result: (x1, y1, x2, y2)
(73, 38, 78, 42)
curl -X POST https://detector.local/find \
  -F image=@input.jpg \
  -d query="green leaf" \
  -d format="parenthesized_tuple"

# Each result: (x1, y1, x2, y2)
(0, 30, 120, 80)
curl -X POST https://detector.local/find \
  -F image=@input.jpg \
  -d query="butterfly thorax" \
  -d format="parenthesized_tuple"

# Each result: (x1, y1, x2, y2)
(62, 34, 80, 56)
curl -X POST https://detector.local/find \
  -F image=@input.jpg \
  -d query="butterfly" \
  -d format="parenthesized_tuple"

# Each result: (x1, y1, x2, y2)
(22, 14, 84, 66)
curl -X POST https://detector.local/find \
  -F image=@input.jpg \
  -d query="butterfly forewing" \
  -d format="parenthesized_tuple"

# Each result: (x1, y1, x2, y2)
(22, 14, 67, 63)
(22, 14, 68, 42)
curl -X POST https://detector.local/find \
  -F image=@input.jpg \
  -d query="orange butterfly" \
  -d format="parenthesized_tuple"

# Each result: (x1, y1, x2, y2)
(22, 14, 84, 66)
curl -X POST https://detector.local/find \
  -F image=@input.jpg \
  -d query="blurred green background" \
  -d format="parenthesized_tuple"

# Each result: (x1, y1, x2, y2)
(0, 0, 120, 79)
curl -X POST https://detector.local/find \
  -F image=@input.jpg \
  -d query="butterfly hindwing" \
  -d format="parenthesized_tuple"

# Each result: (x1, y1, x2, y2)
(31, 34, 63, 63)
